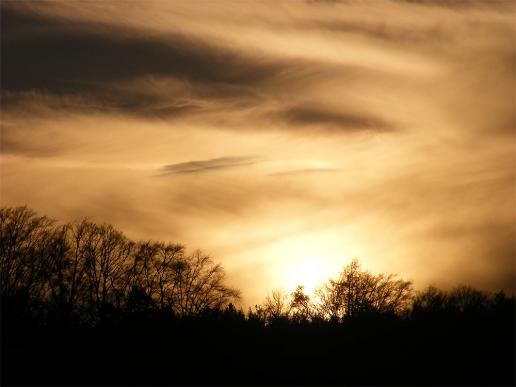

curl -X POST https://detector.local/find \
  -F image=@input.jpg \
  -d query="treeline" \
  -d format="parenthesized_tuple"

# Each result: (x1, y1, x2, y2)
(2, 205, 512, 326)
(1, 206, 240, 325)
(1, 206, 515, 386)
(254, 273, 514, 327)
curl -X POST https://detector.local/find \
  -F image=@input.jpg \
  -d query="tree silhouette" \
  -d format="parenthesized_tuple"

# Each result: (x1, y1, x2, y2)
(0, 206, 53, 298)
(289, 285, 311, 322)
(314, 258, 412, 321)
(170, 250, 240, 316)
(262, 289, 290, 322)
(0, 206, 240, 323)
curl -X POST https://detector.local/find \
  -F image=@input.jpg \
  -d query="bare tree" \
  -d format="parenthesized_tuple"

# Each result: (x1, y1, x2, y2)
(39, 224, 72, 318)
(122, 241, 185, 311)
(0, 206, 53, 299)
(314, 279, 345, 321)
(447, 285, 489, 314)
(263, 289, 291, 321)
(1, 206, 241, 324)
(153, 243, 184, 311)
(363, 273, 413, 315)
(125, 241, 160, 300)
(315, 258, 413, 320)
(412, 285, 448, 317)
(75, 221, 132, 320)
(169, 250, 240, 316)
(290, 285, 312, 322)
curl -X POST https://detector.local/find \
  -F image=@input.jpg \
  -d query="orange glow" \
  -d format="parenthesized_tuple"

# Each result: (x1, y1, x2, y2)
(265, 232, 360, 296)
(1, 0, 514, 309)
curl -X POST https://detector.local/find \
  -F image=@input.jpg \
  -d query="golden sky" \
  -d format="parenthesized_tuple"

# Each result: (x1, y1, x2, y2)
(1, 0, 514, 307)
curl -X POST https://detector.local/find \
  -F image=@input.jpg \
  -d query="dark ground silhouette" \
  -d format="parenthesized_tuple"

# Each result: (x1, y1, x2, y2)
(1, 206, 515, 386)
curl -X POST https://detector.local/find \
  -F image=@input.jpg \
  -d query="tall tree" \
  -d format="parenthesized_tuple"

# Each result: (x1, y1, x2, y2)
(0, 206, 53, 299)
(170, 250, 240, 316)
(263, 289, 291, 321)
(315, 258, 413, 320)
(290, 285, 312, 322)
(72, 221, 133, 320)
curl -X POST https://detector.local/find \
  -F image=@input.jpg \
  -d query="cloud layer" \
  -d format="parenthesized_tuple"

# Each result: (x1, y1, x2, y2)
(1, 0, 514, 306)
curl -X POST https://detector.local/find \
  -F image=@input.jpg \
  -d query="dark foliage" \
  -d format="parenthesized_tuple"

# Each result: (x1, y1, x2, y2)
(1, 206, 514, 386)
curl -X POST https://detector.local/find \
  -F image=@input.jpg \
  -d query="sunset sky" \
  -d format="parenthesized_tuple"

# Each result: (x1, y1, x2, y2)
(1, 0, 514, 307)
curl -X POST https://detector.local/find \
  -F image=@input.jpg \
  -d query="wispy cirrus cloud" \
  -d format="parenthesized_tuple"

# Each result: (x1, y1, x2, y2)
(159, 156, 261, 175)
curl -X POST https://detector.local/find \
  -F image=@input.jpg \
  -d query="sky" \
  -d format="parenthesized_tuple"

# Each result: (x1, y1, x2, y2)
(1, 0, 514, 307)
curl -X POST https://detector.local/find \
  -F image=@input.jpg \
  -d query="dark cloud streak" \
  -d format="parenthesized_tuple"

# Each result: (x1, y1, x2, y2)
(1, 6, 280, 88)
(159, 156, 261, 175)
(0, 4, 287, 117)
(279, 104, 393, 132)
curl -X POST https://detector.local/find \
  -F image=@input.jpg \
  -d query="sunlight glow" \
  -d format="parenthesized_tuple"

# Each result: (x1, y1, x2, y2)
(269, 231, 359, 296)
(285, 260, 332, 295)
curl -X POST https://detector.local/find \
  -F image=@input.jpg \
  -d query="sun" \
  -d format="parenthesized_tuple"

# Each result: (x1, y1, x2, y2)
(265, 229, 361, 297)
(226, 227, 360, 306)
(285, 260, 330, 295)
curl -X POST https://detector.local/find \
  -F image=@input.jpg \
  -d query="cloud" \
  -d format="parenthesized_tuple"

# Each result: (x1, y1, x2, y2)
(278, 104, 393, 132)
(159, 156, 261, 175)
(300, 18, 450, 46)
(0, 3, 289, 118)
(1, 5, 281, 89)
(0, 120, 73, 157)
